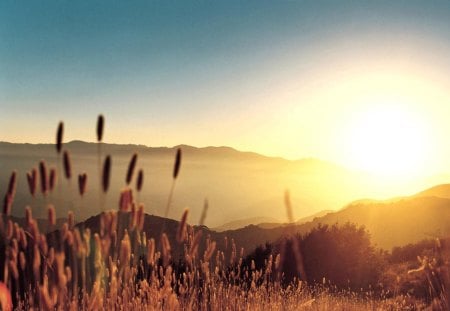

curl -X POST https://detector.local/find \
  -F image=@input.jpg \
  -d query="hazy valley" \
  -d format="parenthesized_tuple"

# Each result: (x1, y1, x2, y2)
(2, 140, 449, 252)
(2, 140, 447, 230)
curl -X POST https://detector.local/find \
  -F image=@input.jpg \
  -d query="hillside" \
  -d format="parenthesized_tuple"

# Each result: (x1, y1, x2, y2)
(243, 188, 450, 250)
(312, 196, 450, 249)
(415, 183, 450, 199)
(213, 209, 332, 231)
(72, 186, 449, 258)
(213, 186, 450, 251)
(213, 216, 280, 232)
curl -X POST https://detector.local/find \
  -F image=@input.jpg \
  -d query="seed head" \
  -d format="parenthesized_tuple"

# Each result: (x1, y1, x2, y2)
(49, 168, 57, 192)
(173, 148, 182, 179)
(204, 241, 216, 262)
(161, 233, 171, 266)
(102, 155, 111, 193)
(176, 208, 189, 243)
(7, 171, 17, 198)
(78, 173, 87, 196)
(48, 205, 56, 227)
(119, 188, 133, 212)
(147, 238, 155, 266)
(136, 169, 144, 192)
(3, 194, 12, 216)
(25, 206, 32, 226)
(137, 203, 145, 231)
(126, 153, 138, 185)
(119, 231, 131, 269)
(189, 230, 203, 258)
(56, 121, 63, 154)
(63, 150, 72, 179)
(39, 160, 48, 195)
(26, 169, 37, 197)
(97, 115, 104, 142)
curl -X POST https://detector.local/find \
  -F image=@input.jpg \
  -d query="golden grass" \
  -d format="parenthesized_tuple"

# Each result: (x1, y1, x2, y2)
(0, 117, 447, 311)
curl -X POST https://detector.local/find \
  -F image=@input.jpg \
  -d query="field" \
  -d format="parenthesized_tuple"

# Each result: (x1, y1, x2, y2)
(0, 118, 448, 311)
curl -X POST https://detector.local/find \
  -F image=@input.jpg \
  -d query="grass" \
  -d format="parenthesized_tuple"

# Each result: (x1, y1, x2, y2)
(0, 117, 447, 310)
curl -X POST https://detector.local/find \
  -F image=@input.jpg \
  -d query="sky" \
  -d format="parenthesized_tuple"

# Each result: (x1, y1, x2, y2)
(1, 0, 450, 175)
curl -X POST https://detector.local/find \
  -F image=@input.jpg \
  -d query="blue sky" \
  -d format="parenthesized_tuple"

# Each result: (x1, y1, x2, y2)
(1, 1, 450, 165)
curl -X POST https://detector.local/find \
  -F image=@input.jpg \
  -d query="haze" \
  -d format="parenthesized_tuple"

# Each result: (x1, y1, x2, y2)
(1, 1, 450, 192)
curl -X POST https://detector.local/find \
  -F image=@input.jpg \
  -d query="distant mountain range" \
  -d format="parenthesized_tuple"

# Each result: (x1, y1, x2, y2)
(1, 141, 449, 247)
(214, 210, 334, 231)
(0, 140, 390, 227)
(213, 216, 281, 232)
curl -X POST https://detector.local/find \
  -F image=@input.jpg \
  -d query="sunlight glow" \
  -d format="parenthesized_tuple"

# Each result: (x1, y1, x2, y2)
(343, 99, 430, 177)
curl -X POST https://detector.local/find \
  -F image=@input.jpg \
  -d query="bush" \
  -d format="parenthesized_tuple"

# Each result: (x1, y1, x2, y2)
(245, 223, 385, 291)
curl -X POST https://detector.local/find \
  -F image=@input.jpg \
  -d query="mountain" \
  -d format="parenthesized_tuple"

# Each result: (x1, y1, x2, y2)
(212, 185, 450, 251)
(214, 210, 333, 232)
(2, 141, 449, 244)
(296, 209, 333, 224)
(311, 196, 450, 249)
(0, 141, 376, 227)
(213, 216, 280, 232)
(415, 183, 450, 199)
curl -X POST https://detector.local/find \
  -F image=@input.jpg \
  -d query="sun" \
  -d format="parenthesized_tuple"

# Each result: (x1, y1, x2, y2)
(343, 101, 430, 177)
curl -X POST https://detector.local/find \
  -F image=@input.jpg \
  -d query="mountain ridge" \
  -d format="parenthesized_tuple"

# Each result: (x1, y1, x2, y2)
(0, 140, 341, 166)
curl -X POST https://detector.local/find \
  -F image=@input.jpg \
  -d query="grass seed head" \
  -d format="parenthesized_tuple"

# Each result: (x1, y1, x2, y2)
(126, 153, 138, 185)
(48, 205, 56, 227)
(204, 241, 216, 262)
(7, 170, 17, 198)
(78, 173, 87, 196)
(63, 150, 72, 179)
(49, 168, 57, 192)
(177, 208, 189, 243)
(26, 168, 37, 197)
(137, 203, 145, 231)
(97, 114, 104, 142)
(102, 155, 111, 193)
(3, 194, 12, 216)
(119, 188, 133, 212)
(56, 121, 64, 154)
(39, 160, 48, 195)
(173, 148, 182, 179)
(161, 233, 172, 266)
(189, 230, 203, 259)
(136, 169, 144, 192)
(25, 206, 33, 227)
(119, 230, 131, 269)
(147, 238, 155, 266)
